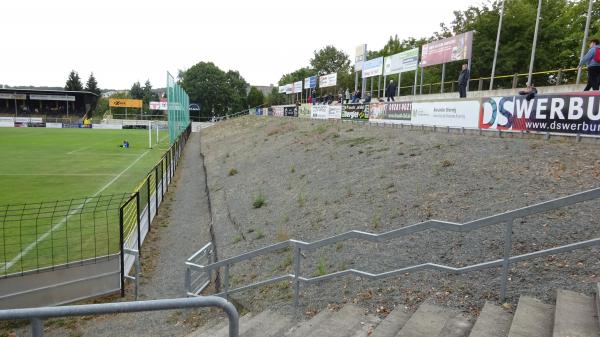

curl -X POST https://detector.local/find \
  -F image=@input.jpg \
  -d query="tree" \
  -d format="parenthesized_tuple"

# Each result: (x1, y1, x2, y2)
(247, 87, 265, 107)
(65, 70, 83, 91)
(266, 87, 286, 106)
(310, 46, 351, 76)
(142, 79, 157, 105)
(225, 70, 249, 113)
(84, 73, 101, 95)
(130, 81, 144, 100)
(179, 62, 234, 117)
(278, 67, 315, 86)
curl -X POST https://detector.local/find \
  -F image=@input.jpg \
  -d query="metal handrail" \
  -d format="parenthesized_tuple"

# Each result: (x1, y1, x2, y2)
(186, 187, 600, 304)
(0, 296, 239, 337)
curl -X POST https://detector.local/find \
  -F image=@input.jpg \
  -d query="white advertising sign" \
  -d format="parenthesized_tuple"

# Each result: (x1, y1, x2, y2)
(278, 86, 286, 94)
(384, 48, 419, 75)
(311, 105, 329, 119)
(328, 105, 342, 119)
(29, 94, 76, 102)
(285, 84, 294, 95)
(0, 93, 26, 100)
(45, 123, 63, 128)
(92, 124, 123, 130)
(319, 73, 337, 88)
(410, 100, 480, 128)
(355, 44, 367, 71)
(0, 122, 14, 127)
(149, 101, 168, 110)
(293, 81, 303, 93)
(362, 57, 384, 78)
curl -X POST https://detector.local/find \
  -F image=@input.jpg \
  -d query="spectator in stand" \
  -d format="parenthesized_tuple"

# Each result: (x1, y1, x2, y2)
(385, 80, 397, 102)
(351, 90, 361, 103)
(519, 83, 538, 101)
(364, 92, 372, 103)
(307, 95, 313, 104)
(345, 89, 350, 103)
(458, 64, 470, 98)
(579, 38, 600, 91)
(311, 90, 317, 103)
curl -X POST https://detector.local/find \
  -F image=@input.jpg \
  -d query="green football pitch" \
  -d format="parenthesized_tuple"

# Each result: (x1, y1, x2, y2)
(0, 128, 170, 205)
(0, 127, 173, 276)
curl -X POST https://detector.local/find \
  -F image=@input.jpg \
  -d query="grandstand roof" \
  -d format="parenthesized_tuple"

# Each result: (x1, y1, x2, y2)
(0, 88, 99, 97)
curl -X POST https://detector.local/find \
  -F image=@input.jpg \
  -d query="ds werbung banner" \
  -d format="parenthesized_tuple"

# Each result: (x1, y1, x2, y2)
(480, 93, 600, 135)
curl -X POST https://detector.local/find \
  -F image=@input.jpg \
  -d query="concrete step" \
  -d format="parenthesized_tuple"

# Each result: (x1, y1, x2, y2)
(396, 302, 460, 337)
(299, 305, 371, 337)
(507, 296, 554, 337)
(469, 301, 513, 337)
(187, 312, 253, 337)
(552, 289, 600, 337)
(241, 309, 294, 337)
(437, 313, 473, 337)
(347, 311, 381, 337)
(371, 306, 412, 337)
(284, 307, 336, 337)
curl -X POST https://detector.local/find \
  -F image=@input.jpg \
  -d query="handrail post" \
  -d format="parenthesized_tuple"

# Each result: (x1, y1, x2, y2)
(31, 317, 43, 337)
(500, 218, 514, 302)
(293, 246, 301, 308)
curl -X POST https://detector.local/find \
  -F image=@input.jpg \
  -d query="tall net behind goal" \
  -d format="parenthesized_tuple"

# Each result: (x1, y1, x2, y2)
(167, 72, 190, 144)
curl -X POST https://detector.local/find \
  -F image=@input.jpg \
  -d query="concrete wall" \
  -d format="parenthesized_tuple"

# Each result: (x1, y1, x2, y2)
(0, 256, 121, 309)
(398, 84, 586, 102)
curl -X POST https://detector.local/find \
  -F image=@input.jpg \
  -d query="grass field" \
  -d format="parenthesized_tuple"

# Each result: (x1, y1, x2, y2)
(0, 127, 172, 276)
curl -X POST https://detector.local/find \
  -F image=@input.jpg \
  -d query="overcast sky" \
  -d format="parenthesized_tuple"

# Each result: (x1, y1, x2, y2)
(0, 0, 483, 90)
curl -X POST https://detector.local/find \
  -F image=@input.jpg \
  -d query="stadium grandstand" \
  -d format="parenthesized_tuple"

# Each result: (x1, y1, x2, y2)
(0, 88, 98, 122)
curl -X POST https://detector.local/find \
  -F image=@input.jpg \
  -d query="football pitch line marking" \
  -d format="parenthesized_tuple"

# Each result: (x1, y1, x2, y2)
(0, 173, 114, 176)
(4, 150, 150, 271)
(66, 147, 88, 155)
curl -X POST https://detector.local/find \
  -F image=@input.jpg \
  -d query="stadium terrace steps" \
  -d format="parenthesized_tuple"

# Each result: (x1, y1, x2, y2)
(187, 285, 600, 337)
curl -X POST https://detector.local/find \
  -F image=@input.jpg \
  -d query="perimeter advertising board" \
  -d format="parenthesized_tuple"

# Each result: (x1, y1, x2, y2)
(420, 31, 473, 67)
(480, 93, 600, 135)
(369, 102, 412, 122)
(283, 105, 298, 117)
(311, 105, 329, 119)
(342, 104, 370, 120)
(299, 103, 311, 118)
(411, 100, 479, 127)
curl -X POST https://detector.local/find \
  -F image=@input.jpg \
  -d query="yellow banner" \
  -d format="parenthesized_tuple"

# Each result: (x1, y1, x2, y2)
(109, 98, 143, 108)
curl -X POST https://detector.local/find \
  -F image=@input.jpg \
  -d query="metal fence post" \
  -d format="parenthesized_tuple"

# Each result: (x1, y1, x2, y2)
(31, 317, 43, 337)
(119, 206, 125, 297)
(512, 74, 518, 89)
(478, 79, 483, 91)
(146, 176, 151, 232)
(185, 267, 191, 295)
(154, 166, 159, 211)
(500, 218, 514, 302)
(293, 246, 301, 308)
(556, 69, 562, 86)
(135, 192, 141, 255)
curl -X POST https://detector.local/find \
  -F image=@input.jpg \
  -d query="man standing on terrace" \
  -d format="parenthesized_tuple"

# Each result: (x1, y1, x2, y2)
(458, 64, 470, 98)
(579, 38, 600, 91)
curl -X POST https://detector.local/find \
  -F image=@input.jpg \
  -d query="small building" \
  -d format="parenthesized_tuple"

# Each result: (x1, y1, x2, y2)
(0, 88, 99, 120)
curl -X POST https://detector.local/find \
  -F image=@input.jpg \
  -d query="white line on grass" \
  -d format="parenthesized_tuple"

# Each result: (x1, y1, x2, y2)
(4, 150, 150, 271)
(0, 173, 114, 176)
(66, 147, 88, 155)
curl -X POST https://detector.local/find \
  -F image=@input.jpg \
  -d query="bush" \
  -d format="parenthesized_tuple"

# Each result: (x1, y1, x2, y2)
(253, 193, 266, 208)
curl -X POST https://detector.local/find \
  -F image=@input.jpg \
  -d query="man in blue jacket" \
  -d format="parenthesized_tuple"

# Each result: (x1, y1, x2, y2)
(579, 38, 600, 91)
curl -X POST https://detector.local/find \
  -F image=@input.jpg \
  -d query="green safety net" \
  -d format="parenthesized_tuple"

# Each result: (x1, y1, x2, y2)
(167, 72, 190, 144)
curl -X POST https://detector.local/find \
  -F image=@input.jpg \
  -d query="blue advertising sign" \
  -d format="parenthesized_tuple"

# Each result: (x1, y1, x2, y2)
(304, 76, 317, 89)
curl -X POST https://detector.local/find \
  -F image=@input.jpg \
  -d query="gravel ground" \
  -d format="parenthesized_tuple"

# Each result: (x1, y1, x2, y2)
(200, 116, 600, 320)
(7, 133, 217, 337)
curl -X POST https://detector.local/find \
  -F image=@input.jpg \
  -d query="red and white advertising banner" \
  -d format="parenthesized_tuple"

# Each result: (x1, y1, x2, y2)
(420, 31, 473, 67)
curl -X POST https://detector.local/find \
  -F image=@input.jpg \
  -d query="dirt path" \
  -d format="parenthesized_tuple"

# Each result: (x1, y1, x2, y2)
(11, 133, 214, 337)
